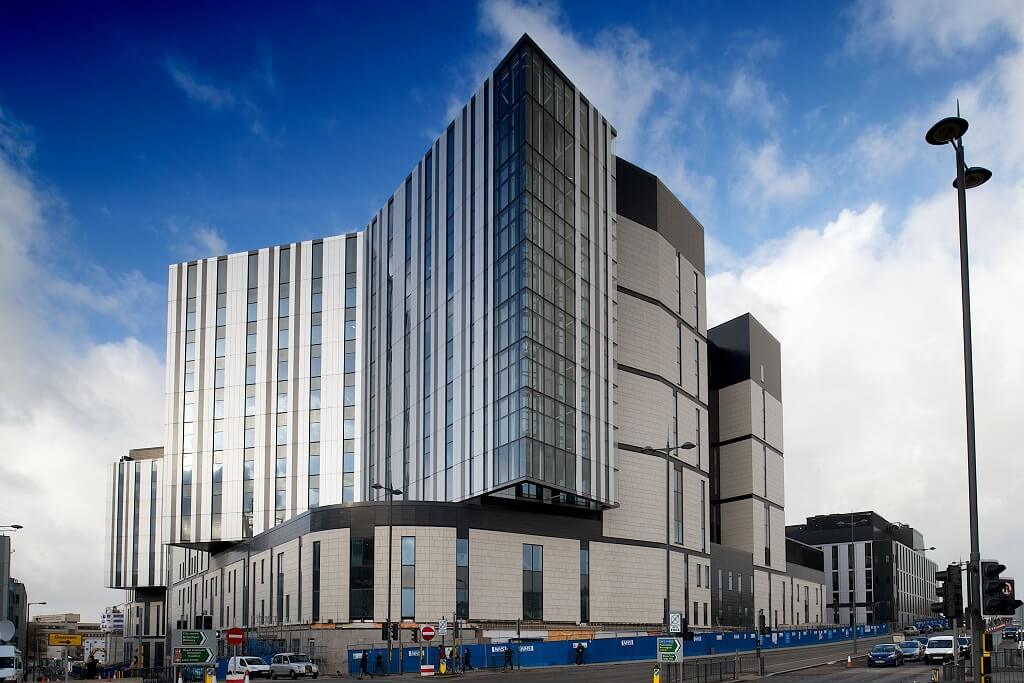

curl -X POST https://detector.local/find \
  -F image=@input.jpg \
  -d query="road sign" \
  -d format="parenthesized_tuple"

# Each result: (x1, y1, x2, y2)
(438, 618, 448, 636)
(657, 638, 683, 663)
(668, 612, 682, 634)
(173, 647, 215, 665)
(176, 630, 214, 647)
(225, 627, 244, 646)
(48, 633, 83, 647)
(421, 625, 436, 641)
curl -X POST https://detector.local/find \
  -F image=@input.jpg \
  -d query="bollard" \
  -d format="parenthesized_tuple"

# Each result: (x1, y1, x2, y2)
(931, 668, 939, 682)
(652, 663, 661, 683)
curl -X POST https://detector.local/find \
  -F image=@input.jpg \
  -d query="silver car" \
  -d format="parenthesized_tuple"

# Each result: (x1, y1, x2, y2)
(269, 653, 319, 679)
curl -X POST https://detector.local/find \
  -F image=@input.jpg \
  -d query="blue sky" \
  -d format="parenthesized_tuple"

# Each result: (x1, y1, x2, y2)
(2, 0, 1022, 616)
(1, 0, 1012, 348)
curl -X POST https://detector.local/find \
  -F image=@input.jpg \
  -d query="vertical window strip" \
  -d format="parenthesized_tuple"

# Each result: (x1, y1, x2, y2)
(579, 99, 591, 495)
(456, 538, 469, 620)
(422, 151, 434, 498)
(401, 536, 416, 619)
(243, 252, 258, 538)
(181, 263, 198, 541)
(385, 201, 394, 493)
(212, 258, 227, 539)
(309, 242, 323, 509)
(522, 543, 543, 621)
(469, 97, 476, 495)
(403, 177, 413, 494)
(580, 547, 590, 623)
(445, 124, 455, 499)
(674, 468, 683, 544)
(312, 541, 321, 622)
(369, 217, 378, 496)
(275, 248, 291, 524)
(343, 236, 358, 502)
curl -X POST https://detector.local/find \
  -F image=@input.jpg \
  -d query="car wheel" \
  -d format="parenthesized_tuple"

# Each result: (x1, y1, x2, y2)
(290, 671, 297, 680)
(312, 675, 319, 679)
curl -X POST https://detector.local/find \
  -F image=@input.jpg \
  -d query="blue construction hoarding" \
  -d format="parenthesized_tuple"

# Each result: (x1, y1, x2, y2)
(342, 623, 889, 675)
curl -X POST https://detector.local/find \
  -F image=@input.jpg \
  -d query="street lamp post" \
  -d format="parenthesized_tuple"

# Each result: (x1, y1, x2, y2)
(372, 482, 403, 674)
(925, 112, 991, 682)
(642, 442, 696, 635)
(27, 602, 46, 673)
(835, 515, 870, 653)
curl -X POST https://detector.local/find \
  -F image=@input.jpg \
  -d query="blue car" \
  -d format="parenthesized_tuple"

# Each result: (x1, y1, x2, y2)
(867, 644, 904, 667)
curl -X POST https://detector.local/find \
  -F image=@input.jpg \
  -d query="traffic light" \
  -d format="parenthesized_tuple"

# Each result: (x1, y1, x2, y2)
(980, 561, 1023, 617)
(932, 564, 964, 619)
(390, 622, 399, 641)
(758, 612, 771, 635)
(381, 621, 394, 641)
(411, 628, 420, 643)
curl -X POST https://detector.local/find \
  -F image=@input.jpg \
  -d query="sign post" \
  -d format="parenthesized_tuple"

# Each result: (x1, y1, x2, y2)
(172, 629, 218, 677)
(656, 638, 682, 662)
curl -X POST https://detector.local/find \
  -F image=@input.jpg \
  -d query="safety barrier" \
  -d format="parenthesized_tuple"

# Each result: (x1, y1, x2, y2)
(343, 623, 890, 675)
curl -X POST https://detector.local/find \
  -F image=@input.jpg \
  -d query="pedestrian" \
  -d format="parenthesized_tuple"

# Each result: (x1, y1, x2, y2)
(574, 643, 585, 665)
(502, 645, 514, 671)
(463, 647, 473, 671)
(373, 652, 385, 675)
(358, 651, 373, 679)
(452, 647, 461, 673)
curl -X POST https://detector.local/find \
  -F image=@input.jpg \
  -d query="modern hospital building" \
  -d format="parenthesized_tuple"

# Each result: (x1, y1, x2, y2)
(104, 35, 826, 669)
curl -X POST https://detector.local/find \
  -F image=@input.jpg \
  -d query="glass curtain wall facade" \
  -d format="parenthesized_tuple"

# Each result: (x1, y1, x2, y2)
(163, 36, 616, 548)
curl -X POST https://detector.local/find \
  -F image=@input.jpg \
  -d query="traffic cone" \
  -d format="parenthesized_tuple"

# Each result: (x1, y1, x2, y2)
(244, 672, 249, 683)
(846, 656, 852, 668)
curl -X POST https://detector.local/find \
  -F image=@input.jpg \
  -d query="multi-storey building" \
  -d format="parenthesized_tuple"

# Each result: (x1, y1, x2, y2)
(104, 34, 823, 669)
(104, 447, 167, 666)
(787, 511, 938, 626)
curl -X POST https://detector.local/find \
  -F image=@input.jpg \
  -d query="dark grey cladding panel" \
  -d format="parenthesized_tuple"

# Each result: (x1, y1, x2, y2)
(615, 156, 705, 274)
(206, 497, 603, 570)
(785, 537, 824, 572)
(786, 510, 919, 549)
(708, 313, 782, 402)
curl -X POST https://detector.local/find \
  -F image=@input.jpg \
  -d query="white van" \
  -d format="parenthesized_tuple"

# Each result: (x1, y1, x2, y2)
(227, 656, 271, 679)
(0, 646, 24, 683)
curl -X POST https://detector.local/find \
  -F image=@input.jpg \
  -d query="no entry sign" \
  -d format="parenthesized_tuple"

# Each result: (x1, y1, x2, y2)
(421, 625, 436, 641)
(226, 627, 245, 646)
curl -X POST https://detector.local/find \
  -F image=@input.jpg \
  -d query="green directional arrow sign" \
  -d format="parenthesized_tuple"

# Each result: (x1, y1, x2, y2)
(179, 631, 207, 646)
(174, 647, 214, 665)
(657, 638, 681, 654)
(661, 653, 678, 662)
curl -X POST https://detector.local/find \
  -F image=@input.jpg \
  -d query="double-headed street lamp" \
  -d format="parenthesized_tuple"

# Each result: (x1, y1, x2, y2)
(642, 442, 696, 632)
(925, 111, 991, 679)
(372, 482, 403, 673)
(0, 524, 23, 534)
(835, 515, 871, 653)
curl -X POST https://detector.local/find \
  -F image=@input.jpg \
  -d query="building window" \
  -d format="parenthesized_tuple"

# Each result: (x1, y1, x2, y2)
(764, 502, 771, 565)
(580, 548, 590, 623)
(275, 247, 290, 525)
(276, 552, 284, 623)
(180, 262, 198, 540)
(673, 469, 683, 544)
(309, 241, 323, 509)
(312, 541, 321, 622)
(350, 538, 373, 620)
(700, 480, 707, 552)
(343, 236, 358, 503)
(523, 544, 543, 621)
(401, 536, 415, 619)
(456, 538, 469, 620)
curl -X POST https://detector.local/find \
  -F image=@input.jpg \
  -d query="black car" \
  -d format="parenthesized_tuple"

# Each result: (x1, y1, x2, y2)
(1004, 626, 1020, 642)
(867, 644, 904, 667)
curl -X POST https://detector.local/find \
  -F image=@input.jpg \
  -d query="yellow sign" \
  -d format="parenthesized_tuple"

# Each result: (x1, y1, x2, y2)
(48, 633, 83, 647)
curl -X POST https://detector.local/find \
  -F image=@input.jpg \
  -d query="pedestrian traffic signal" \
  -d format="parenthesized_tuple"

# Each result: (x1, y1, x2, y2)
(932, 564, 964, 619)
(411, 628, 420, 643)
(980, 561, 1023, 617)
(390, 622, 399, 641)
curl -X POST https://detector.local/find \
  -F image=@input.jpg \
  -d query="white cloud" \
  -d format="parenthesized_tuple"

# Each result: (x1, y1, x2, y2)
(478, 0, 688, 160)
(168, 220, 229, 260)
(163, 57, 236, 110)
(711, 13, 1024, 576)
(725, 69, 778, 123)
(0, 112, 164, 617)
(849, 0, 1024, 68)
(736, 142, 813, 205)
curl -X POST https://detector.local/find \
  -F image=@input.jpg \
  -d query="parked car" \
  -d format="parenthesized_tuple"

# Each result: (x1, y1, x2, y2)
(925, 637, 957, 664)
(920, 624, 933, 634)
(227, 657, 271, 679)
(867, 644, 904, 667)
(1004, 625, 1020, 642)
(957, 636, 971, 656)
(269, 654, 318, 680)
(914, 636, 931, 649)
(898, 640, 925, 662)
(903, 626, 921, 637)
